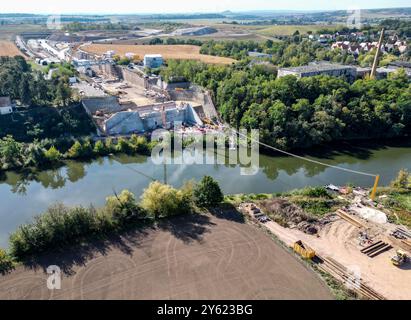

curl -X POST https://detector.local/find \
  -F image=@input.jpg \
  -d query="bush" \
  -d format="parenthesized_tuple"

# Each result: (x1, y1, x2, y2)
(193, 176, 224, 207)
(44, 146, 62, 163)
(9, 204, 100, 258)
(105, 190, 147, 225)
(141, 181, 193, 219)
(105, 138, 116, 153)
(0, 249, 14, 273)
(66, 140, 94, 159)
(8, 189, 147, 259)
(299, 187, 331, 198)
(93, 140, 108, 155)
(391, 169, 411, 190)
(129, 135, 149, 154)
(116, 137, 133, 154)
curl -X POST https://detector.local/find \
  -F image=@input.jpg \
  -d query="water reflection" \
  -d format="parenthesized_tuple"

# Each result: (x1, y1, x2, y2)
(1, 145, 411, 196)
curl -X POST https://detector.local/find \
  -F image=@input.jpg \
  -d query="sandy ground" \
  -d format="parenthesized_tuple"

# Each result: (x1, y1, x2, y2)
(82, 44, 236, 65)
(0, 212, 332, 300)
(264, 218, 411, 300)
(102, 82, 157, 106)
(0, 40, 24, 58)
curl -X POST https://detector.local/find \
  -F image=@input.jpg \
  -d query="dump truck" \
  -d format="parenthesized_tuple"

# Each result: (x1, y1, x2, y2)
(293, 240, 316, 259)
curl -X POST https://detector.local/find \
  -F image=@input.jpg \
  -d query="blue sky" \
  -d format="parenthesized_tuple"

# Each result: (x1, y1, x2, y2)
(1, 0, 409, 14)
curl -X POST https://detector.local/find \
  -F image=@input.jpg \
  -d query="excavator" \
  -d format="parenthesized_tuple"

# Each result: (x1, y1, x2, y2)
(391, 250, 408, 267)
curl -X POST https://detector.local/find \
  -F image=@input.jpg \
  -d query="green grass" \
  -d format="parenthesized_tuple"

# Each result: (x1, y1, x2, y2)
(225, 188, 343, 218)
(28, 60, 47, 73)
(255, 24, 342, 36)
(376, 187, 411, 228)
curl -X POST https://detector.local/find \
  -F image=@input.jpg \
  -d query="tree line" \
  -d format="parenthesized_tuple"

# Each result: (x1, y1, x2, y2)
(0, 56, 73, 107)
(0, 134, 154, 172)
(161, 59, 411, 150)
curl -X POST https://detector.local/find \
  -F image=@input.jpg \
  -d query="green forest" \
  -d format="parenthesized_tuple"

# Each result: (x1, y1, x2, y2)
(0, 56, 94, 142)
(161, 59, 411, 150)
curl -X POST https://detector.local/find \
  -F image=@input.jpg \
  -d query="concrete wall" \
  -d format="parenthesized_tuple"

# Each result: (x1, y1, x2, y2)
(119, 67, 147, 88)
(82, 96, 122, 115)
(103, 104, 203, 135)
(185, 104, 204, 126)
(168, 85, 218, 120)
(91, 63, 119, 78)
(105, 111, 145, 135)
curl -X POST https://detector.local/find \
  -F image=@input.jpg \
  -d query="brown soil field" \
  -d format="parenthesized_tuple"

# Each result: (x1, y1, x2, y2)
(82, 44, 236, 65)
(0, 212, 332, 300)
(0, 41, 24, 58)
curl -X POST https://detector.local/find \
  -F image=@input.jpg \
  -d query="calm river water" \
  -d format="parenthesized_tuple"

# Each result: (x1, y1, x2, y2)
(1, 143, 410, 247)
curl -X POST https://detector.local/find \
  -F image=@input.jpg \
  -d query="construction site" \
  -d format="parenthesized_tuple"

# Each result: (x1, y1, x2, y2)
(239, 184, 411, 300)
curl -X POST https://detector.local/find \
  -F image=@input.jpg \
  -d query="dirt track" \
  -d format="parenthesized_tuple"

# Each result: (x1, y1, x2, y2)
(0, 212, 332, 300)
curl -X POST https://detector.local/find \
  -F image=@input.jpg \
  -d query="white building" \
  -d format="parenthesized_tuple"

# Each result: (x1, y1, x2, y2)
(0, 97, 13, 115)
(143, 54, 163, 69)
(278, 62, 357, 82)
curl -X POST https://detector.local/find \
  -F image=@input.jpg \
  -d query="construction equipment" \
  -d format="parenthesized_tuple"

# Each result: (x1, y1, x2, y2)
(370, 175, 380, 201)
(370, 28, 385, 79)
(391, 250, 408, 267)
(293, 240, 316, 259)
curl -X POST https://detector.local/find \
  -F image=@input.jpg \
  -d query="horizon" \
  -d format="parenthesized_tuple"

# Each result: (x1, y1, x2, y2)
(1, 0, 410, 15)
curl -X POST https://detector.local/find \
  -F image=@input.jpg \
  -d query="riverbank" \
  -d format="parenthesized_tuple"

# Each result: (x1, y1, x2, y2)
(0, 134, 154, 174)
(1, 143, 411, 249)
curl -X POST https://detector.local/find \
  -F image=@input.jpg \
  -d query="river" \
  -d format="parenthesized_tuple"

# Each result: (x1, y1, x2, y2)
(1, 143, 410, 248)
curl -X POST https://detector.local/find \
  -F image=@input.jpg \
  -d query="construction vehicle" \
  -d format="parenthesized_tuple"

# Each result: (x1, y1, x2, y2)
(293, 240, 316, 259)
(391, 250, 408, 267)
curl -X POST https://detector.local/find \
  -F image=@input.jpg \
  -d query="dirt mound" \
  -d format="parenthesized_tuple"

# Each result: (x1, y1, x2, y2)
(260, 199, 319, 234)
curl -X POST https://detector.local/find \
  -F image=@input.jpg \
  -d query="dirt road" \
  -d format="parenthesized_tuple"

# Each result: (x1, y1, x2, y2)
(0, 212, 332, 300)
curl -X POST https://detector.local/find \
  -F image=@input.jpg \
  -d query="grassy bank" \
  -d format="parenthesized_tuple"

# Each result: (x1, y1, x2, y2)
(225, 186, 347, 218)
(0, 134, 155, 174)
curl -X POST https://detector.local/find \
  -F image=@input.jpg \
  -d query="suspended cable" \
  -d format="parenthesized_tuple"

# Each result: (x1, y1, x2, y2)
(235, 129, 378, 178)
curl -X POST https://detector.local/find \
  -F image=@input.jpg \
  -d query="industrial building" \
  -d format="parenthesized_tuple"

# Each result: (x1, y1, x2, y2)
(82, 97, 203, 136)
(248, 51, 272, 59)
(143, 54, 164, 69)
(277, 62, 357, 81)
(104, 102, 202, 135)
